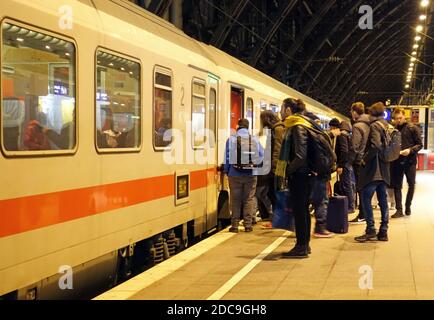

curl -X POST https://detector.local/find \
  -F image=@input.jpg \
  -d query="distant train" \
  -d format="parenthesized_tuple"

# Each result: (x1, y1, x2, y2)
(0, 0, 348, 299)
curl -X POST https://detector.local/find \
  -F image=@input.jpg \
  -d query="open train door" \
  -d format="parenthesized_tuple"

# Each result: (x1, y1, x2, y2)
(206, 75, 220, 231)
(230, 87, 244, 131)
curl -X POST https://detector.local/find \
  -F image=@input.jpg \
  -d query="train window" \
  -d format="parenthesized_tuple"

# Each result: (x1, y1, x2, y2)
(208, 88, 216, 147)
(1, 22, 76, 154)
(96, 50, 141, 151)
(154, 67, 172, 148)
(246, 98, 254, 132)
(192, 79, 206, 148)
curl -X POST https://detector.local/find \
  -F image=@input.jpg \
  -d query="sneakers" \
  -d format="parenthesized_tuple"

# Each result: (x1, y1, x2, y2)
(229, 227, 238, 233)
(391, 210, 404, 218)
(313, 229, 334, 238)
(350, 216, 366, 224)
(281, 246, 309, 259)
(244, 227, 253, 232)
(261, 222, 273, 229)
(377, 231, 388, 241)
(355, 231, 377, 242)
(405, 207, 411, 216)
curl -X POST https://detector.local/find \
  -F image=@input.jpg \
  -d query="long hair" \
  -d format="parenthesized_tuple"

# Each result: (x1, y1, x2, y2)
(282, 98, 306, 115)
(260, 110, 279, 129)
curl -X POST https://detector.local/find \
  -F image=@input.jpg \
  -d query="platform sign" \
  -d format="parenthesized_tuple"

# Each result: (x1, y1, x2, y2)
(383, 109, 391, 121)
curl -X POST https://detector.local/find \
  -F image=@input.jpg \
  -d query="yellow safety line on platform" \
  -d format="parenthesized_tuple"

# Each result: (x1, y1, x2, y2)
(207, 231, 291, 300)
(93, 228, 237, 300)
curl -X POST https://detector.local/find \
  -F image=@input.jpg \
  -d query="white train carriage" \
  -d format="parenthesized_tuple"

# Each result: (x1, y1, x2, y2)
(0, 0, 347, 299)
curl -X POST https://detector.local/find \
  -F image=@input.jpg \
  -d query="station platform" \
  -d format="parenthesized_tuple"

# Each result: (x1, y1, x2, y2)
(95, 171, 434, 300)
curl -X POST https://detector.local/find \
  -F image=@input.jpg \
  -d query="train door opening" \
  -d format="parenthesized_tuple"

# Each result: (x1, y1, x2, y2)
(206, 77, 219, 231)
(230, 87, 244, 131)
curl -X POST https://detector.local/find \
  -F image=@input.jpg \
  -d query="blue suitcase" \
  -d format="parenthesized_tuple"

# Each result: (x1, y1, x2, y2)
(327, 195, 349, 233)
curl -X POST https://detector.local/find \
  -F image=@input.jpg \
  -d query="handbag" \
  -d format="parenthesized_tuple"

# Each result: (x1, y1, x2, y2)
(272, 189, 295, 231)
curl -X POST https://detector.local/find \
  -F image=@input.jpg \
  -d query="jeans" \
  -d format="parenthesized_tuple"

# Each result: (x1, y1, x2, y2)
(392, 163, 416, 211)
(310, 177, 329, 232)
(255, 185, 273, 219)
(361, 181, 389, 234)
(290, 172, 312, 247)
(341, 164, 355, 212)
(228, 176, 257, 228)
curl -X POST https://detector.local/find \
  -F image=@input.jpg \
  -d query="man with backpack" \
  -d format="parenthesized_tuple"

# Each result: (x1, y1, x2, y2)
(329, 119, 356, 214)
(355, 102, 399, 242)
(390, 107, 422, 218)
(223, 118, 264, 233)
(276, 98, 335, 258)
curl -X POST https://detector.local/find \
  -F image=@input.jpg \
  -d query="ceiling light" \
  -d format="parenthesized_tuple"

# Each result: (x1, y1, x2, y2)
(17, 38, 24, 42)
(45, 45, 51, 50)
(411, 57, 416, 61)
(415, 36, 422, 41)
(406, 79, 411, 82)
(409, 67, 414, 71)
(405, 84, 410, 88)
(421, 0, 429, 7)
(121, 67, 125, 71)
(129, 71, 133, 75)
(416, 25, 423, 32)
(410, 62, 414, 66)
(109, 63, 113, 66)
(65, 52, 70, 56)
(420, 14, 427, 20)
(412, 51, 417, 55)
(413, 44, 419, 49)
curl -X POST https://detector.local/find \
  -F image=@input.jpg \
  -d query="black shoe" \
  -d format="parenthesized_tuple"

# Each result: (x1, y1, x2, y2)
(350, 216, 366, 224)
(377, 231, 388, 241)
(229, 227, 238, 233)
(405, 207, 411, 216)
(244, 227, 253, 232)
(355, 231, 377, 242)
(391, 210, 404, 218)
(308, 246, 312, 254)
(281, 246, 308, 259)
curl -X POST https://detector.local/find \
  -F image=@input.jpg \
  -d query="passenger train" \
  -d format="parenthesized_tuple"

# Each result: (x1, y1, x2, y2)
(0, 0, 347, 299)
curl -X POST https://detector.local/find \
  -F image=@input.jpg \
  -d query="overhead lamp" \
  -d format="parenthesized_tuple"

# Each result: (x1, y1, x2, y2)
(416, 25, 423, 32)
(411, 57, 416, 61)
(421, 0, 429, 7)
(17, 38, 24, 42)
(65, 52, 70, 57)
(409, 67, 414, 71)
(45, 45, 51, 50)
(109, 63, 113, 66)
(121, 67, 125, 71)
(405, 84, 410, 88)
(420, 15, 427, 20)
(415, 36, 422, 41)
(413, 44, 419, 49)
(406, 78, 411, 82)
(410, 62, 414, 66)
(412, 51, 417, 55)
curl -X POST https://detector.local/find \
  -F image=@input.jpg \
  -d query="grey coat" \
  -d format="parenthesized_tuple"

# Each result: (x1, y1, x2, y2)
(352, 114, 371, 166)
(358, 116, 390, 189)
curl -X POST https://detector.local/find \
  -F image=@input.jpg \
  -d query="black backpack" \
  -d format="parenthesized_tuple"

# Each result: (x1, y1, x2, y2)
(306, 128, 337, 177)
(233, 135, 262, 170)
(293, 115, 336, 177)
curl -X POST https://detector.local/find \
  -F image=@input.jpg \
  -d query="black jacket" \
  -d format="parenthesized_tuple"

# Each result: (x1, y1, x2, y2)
(335, 133, 349, 168)
(358, 116, 390, 189)
(394, 122, 423, 166)
(286, 124, 310, 176)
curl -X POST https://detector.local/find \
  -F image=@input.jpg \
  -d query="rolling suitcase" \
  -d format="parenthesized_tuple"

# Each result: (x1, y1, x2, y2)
(327, 195, 349, 233)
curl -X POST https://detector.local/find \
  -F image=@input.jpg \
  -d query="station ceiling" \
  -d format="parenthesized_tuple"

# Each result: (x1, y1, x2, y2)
(133, 0, 434, 116)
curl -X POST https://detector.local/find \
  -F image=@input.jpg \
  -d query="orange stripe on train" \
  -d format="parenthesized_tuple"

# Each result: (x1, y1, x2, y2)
(0, 168, 216, 238)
